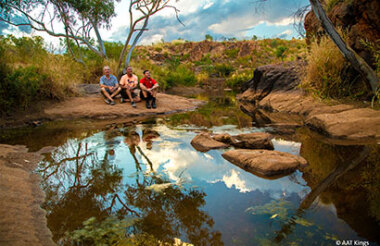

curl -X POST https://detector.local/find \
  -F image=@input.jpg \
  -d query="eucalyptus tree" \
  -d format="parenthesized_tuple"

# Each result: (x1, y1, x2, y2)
(116, 0, 182, 76)
(0, 0, 118, 63)
(0, 0, 182, 71)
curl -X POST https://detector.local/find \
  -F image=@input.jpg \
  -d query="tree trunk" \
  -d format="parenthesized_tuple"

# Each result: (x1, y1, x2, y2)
(124, 17, 150, 70)
(309, 0, 379, 94)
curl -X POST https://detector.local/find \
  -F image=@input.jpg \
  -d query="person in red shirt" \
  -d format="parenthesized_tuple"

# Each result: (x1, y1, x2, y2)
(139, 70, 159, 109)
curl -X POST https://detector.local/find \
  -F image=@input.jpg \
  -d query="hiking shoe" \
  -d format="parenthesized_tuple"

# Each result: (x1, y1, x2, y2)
(120, 98, 125, 103)
(146, 100, 151, 109)
(151, 100, 156, 109)
(131, 101, 137, 108)
(104, 99, 111, 104)
(110, 100, 115, 105)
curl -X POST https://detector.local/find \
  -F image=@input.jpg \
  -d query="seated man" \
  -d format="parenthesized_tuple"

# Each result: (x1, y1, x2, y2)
(139, 70, 159, 109)
(119, 66, 141, 108)
(99, 66, 121, 105)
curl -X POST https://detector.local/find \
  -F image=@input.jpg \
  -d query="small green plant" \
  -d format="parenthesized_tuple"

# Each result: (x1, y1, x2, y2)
(164, 65, 196, 88)
(275, 46, 288, 61)
(226, 70, 252, 90)
(225, 48, 239, 58)
(205, 34, 213, 41)
(214, 63, 234, 77)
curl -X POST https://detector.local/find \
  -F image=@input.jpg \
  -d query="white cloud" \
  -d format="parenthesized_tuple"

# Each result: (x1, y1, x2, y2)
(140, 33, 164, 45)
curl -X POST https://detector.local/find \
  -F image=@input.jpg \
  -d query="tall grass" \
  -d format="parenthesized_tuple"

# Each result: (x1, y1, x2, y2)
(302, 35, 346, 98)
(0, 36, 79, 115)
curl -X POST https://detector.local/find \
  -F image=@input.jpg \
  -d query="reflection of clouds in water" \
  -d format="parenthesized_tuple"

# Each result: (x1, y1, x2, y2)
(222, 169, 250, 193)
(136, 125, 309, 199)
(211, 125, 268, 135)
(272, 138, 302, 156)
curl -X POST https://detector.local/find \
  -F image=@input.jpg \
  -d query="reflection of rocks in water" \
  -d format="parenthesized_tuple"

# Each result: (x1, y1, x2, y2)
(124, 131, 141, 147)
(168, 98, 252, 128)
(239, 102, 302, 135)
(299, 130, 380, 243)
(142, 129, 160, 150)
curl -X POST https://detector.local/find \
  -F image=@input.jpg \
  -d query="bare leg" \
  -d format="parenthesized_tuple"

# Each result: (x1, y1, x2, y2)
(152, 88, 158, 98)
(101, 88, 113, 101)
(134, 96, 141, 102)
(126, 88, 134, 102)
(110, 87, 121, 99)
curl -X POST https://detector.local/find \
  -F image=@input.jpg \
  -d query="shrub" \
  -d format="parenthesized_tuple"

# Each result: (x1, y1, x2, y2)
(275, 46, 288, 61)
(215, 63, 234, 77)
(164, 65, 196, 88)
(226, 70, 252, 90)
(302, 35, 346, 98)
(225, 48, 239, 58)
(0, 35, 78, 114)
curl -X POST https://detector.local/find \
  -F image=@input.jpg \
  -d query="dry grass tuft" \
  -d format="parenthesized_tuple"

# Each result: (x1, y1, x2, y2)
(302, 34, 346, 98)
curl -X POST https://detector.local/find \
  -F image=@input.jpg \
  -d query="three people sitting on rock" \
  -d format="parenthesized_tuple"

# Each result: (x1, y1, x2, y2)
(99, 66, 159, 109)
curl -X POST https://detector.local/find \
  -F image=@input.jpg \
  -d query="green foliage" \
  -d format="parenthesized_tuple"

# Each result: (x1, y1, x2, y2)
(1, 66, 50, 111)
(205, 34, 213, 41)
(270, 39, 278, 48)
(275, 46, 288, 61)
(214, 63, 234, 77)
(0, 35, 79, 115)
(164, 65, 196, 88)
(225, 48, 239, 58)
(252, 35, 258, 41)
(226, 70, 252, 90)
(66, 216, 138, 246)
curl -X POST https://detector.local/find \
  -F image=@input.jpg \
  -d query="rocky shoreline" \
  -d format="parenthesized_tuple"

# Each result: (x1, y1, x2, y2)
(238, 62, 380, 144)
(0, 144, 56, 246)
(0, 86, 204, 129)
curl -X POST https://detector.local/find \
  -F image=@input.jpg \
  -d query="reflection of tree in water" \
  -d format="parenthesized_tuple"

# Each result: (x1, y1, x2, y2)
(39, 139, 123, 243)
(267, 131, 380, 244)
(39, 127, 223, 245)
(168, 96, 252, 128)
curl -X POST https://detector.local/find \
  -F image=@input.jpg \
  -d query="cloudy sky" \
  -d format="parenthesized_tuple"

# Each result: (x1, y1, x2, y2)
(1, 0, 310, 45)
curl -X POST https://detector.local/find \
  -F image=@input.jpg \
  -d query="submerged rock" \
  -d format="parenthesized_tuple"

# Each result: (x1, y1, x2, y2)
(191, 132, 229, 152)
(222, 149, 307, 177)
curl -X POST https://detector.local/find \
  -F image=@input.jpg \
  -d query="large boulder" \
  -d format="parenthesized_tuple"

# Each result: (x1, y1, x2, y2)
(191, 132, 228, 152)
(222, 149, 307, 177)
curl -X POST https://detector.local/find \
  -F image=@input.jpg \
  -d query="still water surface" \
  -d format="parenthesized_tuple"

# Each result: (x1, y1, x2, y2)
(1, 95, 379, 245)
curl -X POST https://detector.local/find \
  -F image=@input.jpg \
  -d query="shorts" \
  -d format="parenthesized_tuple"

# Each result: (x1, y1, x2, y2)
(121, 88, 140, 99)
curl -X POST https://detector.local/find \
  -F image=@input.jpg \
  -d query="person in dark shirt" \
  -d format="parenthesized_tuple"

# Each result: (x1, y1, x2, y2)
(139, 70, 159, 109)
(99, 66, 121, 105)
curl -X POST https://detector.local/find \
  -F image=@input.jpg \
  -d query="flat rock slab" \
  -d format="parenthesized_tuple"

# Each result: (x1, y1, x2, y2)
(233, 132, 274, 150)
(0, 144, 55, 246)
(222, 149, 307, 177)
(212, 132, 274, 150)
(191, 133, 229, 152)
(238, 62, 380, 143)
(44, 93, 203, 120)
